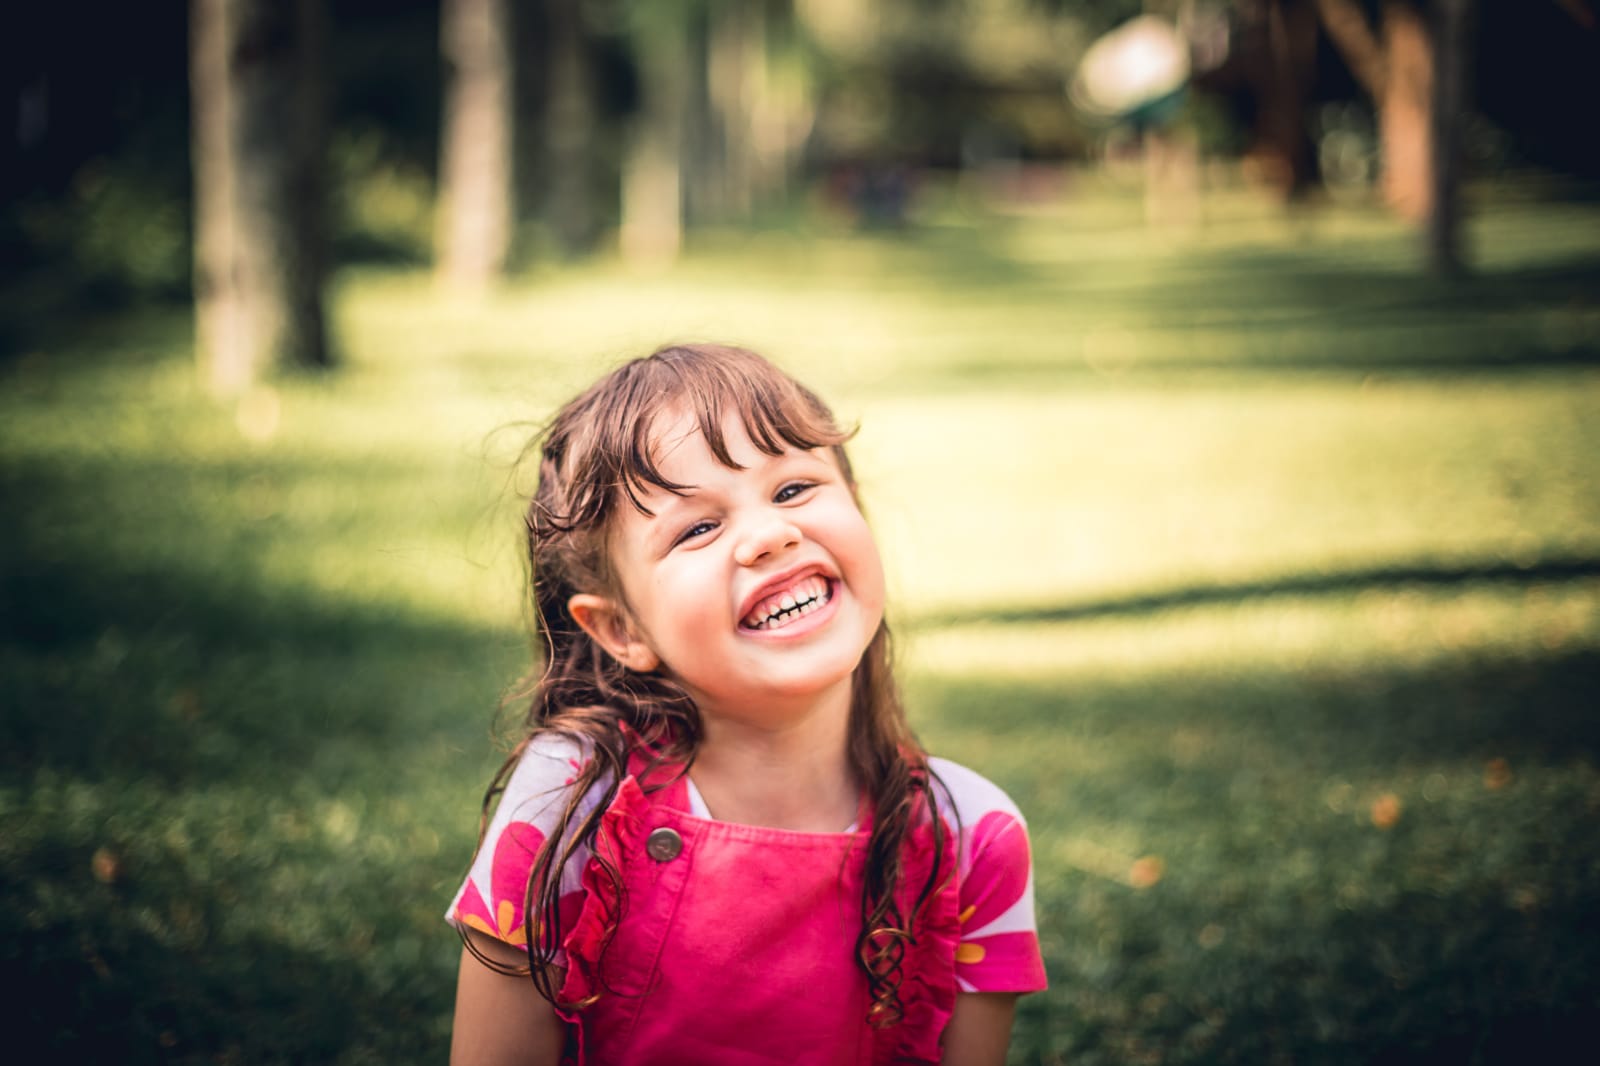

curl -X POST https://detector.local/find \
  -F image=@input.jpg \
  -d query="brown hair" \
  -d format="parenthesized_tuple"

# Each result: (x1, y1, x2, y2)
(465, 343, 947, 1026)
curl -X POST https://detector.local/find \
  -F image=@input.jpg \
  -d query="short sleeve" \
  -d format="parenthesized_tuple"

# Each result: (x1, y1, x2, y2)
(445, 735, 598, 961)
(930, 758, 1049, 994)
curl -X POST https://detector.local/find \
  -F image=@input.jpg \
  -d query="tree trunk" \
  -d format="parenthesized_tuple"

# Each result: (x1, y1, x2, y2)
(620, 13, 689, 266)
(1316, 0, 1443, 222)
(545, 0, 596, 257)
(1427, 0, 1472, 274)
(437, 0, 514, 290)
(191, 0, 329, 395)
(709, 0, 758, 221)
(1316, 0, 1468, 270)
(1314, 0, 1387, 97)
(1379, 1, 1432, 221)
(1260, 0, 1321, 198)
(747, 1, 807, 209)
(684, 4, 723, 227)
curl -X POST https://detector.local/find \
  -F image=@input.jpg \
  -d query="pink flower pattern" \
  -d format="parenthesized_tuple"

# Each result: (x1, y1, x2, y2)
(951, 809, 1047, 992)
(453, 820, 547, 945)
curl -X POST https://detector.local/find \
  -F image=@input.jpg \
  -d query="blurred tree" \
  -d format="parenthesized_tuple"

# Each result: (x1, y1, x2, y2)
(704, 1, 767, 220)
(619, 1, 691, 264)
(685, 3, 723, 226)
(800, 0, 1086, 175)
(1313, 0, 1431, 218)
(1313, 0, 1473, 271)
(716, 1, 815, 217)
(437, 0, 514, 289)
(683, 1, 757, 226)
(191, 0, 331, 395)
(1236, 1, 1322, 198)
(544, 0, 599, 256)
(1426, 0, 1470, 274)
(679, 0, 791, 227)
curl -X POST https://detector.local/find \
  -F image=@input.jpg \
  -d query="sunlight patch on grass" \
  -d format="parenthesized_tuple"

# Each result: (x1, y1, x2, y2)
(855, 378, 1600, 619)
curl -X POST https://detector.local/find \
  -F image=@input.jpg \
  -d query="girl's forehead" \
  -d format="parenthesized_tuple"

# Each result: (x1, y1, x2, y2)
(631, 406, 841, 501)
(644, 405, 704, 462)
(645, 406, 788, 471)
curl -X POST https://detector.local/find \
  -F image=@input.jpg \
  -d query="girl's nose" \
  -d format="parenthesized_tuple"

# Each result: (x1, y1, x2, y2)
(733, 513, 802, 567)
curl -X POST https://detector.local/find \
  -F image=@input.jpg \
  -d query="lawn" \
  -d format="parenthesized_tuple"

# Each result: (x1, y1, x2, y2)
(4, 178, 1599, 1063)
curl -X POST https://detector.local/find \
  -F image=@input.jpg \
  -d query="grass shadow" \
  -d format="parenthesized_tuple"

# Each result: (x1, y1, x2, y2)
(4, 834, 456, 1064)
(915, 556, 1600, 629)
(917, 652, 1600, 1063)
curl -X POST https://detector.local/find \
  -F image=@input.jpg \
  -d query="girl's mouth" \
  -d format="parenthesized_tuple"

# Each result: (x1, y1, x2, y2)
(740, 576, 833, 631)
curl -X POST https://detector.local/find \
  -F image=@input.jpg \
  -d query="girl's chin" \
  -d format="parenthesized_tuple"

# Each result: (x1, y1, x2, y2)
(686, 662, 860, 715)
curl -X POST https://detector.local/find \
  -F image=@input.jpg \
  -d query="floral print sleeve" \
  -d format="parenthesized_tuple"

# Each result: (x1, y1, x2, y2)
(446, 735, 597, 961)
(931, 758, 1049, 994)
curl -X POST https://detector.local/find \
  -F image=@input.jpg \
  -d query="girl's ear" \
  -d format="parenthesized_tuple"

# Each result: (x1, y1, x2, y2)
(568, 594, 662, 673)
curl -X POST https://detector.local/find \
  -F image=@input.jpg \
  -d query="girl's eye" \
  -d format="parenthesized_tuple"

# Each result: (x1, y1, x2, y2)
(674, 520, 717, 546)
(775, 481, 815, 503)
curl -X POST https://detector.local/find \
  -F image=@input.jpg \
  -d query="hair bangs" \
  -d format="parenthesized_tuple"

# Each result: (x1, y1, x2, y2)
(603, 344, 854, 517)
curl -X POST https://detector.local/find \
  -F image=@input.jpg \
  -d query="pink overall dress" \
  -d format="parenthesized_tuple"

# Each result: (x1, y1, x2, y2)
(555, 752, 961, 1065)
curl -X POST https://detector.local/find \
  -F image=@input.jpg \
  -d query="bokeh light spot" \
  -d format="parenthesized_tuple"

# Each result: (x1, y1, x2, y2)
(1370, 793, 1403, 829)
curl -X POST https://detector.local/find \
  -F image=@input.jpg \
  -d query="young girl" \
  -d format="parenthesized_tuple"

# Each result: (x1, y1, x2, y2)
(448, 344, 1046, 1065)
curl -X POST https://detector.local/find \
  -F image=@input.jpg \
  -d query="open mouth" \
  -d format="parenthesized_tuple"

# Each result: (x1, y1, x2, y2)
(740, 575, 833, 631)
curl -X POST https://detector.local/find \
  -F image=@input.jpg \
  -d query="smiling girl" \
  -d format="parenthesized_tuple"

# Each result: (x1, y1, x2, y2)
(448, 344, 1046, 1065)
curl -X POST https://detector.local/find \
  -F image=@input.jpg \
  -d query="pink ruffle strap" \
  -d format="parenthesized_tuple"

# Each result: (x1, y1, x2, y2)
(556, 774, 650, 1009)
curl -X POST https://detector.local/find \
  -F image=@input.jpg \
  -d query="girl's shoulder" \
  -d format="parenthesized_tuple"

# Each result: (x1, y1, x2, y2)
(494, 731, 608, 823)
(446, 732, 607, 949)
(926, 756, 1028, 828)
(926, 757, 1049, 995)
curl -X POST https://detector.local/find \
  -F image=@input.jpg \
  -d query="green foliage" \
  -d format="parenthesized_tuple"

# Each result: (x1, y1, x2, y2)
(11, 162, 190, 303)
(4, 182, 1599, 1062)
(330, 130, 437, 265)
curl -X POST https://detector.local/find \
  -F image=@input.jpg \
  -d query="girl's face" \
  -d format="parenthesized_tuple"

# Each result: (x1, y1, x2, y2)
(570, 407, 885, 730)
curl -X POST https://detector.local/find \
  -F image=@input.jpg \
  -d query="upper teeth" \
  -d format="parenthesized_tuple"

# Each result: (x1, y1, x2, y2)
(744, 576, 831, 630)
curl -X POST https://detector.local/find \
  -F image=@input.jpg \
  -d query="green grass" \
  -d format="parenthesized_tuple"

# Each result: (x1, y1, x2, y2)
(4, 178, 1599, 1063)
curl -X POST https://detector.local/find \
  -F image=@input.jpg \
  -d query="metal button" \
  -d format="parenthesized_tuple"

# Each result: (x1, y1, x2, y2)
(646, 827, 683, 862)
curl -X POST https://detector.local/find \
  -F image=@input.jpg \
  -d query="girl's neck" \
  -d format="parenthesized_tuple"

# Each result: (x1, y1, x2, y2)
(688, 683, 858, 833)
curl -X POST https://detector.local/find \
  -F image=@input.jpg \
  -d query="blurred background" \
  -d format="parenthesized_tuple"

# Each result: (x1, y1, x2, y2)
(3, 1, 1598, 1062)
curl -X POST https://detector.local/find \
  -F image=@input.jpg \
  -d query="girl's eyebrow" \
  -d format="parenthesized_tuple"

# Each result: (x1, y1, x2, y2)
(636, 489, 698, 549)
